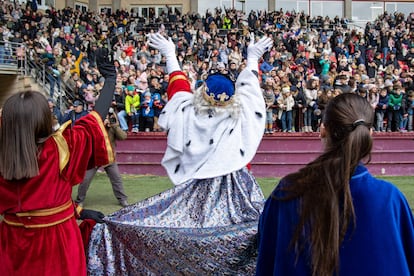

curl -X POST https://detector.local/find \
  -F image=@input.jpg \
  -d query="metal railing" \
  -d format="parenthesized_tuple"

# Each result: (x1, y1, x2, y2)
(23, 54, 75, 111)
(0, 41, 75, 111)
(0, 41, 24, 74)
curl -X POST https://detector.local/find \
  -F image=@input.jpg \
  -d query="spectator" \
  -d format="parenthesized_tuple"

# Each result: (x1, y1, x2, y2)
(48, 97, 63, 126)
(334, 74, 352, 93)
(407, 90, 414, 132)
(113, 84, 128, 132)
(0, 25, 6, 64)
(1, 4, 413, 133)
(375, 87, 389, 132)
(228, 44, 243, 67)
(317, 87, 333, 121)
(263, 82, 276, 134)
(387, 84, 404, 132)
(304, 77, 319, 132)
(75, 108, 128, 208)
(367, 83, 380, 110)
(152, 92, 165, 132)
(62, 100, 89, 125)
(124, 85, 140, 133)
(139, 91, 155, 132)
(292, 84, 306, 132)
(319, 52, 331, 77)
(278, 85, 295, 132)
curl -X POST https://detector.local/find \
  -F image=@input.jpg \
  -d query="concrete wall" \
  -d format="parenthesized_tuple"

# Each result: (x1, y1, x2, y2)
(0, 75, 45, 107)
(115, 132, 414, 177)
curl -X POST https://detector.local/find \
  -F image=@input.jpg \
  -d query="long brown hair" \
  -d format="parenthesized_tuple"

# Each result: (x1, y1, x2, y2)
(282, 93, 373, 276)
(0, 91, 52, 180)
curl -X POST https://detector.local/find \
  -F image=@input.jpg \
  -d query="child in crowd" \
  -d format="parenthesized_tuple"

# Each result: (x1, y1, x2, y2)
(278, 85, 295, 132)
(304, 77, 319, 132)
(152, 92, 165, 132)
(376, 87, 389, 132)
(358, 86, 368, 100)
(263, 84, 276, 134)
(139, 91, 155, 132)
(272, 85, 282, 132)
(407, 91, 414, 132)
(317, 88, 333, 121)
(292, 84, 306, 133)
(400, 89, 410, 132)
(367, 84, 380, 111)
(387, 85, 404, 132)
(125, 85, 140, 133)
(113, 84, 129, 132)
(311, 89, 323, 131)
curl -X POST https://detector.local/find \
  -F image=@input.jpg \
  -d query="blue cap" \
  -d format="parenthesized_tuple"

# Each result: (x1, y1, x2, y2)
(203, 74, 235, 106)
(195, 80, 204, 89)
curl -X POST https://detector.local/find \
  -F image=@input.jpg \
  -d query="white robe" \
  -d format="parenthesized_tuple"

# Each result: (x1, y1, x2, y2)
(158, 69, 266, 185)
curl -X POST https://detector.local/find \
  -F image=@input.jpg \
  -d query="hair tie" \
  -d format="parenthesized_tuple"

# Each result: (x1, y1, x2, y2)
(352, 119, 366, 130)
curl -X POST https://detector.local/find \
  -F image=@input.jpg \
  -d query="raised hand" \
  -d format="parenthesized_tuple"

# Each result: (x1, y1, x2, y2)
(94, 46, 117, 119)
(246, 33, 273, 71)
(148, 33, 180, 73)
(148, 33, 176, 59)
(248, 33, 273, 60)
(96, 47, 116, 79)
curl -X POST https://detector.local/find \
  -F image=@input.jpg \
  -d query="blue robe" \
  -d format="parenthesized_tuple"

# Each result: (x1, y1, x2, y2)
(256, 165, 414, 275)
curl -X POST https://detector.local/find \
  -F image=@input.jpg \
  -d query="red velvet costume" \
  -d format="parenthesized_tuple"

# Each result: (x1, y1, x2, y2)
(0, 111, 113, 276)
(166, 71, 192, 99)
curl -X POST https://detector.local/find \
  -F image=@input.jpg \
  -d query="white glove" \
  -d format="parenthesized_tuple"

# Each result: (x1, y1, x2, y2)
(246, 33, 273, 71)
(148, 33, 180, 73)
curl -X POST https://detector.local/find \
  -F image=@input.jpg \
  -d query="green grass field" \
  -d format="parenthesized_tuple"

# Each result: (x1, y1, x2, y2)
(72, 174, 414, 215)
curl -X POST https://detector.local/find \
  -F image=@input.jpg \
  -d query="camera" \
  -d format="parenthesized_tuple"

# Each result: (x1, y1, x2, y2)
(108, 107, 117, 124)
(109, 115, 117, 124)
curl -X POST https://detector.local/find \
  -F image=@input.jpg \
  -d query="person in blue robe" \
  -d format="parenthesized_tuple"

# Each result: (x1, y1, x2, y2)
(256, 93, 414, 276)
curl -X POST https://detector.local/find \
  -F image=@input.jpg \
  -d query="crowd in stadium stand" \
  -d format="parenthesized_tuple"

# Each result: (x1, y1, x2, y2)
(0, 1, 413, 133)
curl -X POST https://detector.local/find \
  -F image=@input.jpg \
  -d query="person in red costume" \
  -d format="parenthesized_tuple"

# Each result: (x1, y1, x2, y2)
(0, 47, 116, 276)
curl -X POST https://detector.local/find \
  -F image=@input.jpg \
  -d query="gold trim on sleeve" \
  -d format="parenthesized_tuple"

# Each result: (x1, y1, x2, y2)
(90, 111, 115, 164)
(169, 74, 188, 85)
(52, 120, 71, 173)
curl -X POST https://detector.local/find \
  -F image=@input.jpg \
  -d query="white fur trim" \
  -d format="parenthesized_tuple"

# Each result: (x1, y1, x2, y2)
(158, 69, 265, 185)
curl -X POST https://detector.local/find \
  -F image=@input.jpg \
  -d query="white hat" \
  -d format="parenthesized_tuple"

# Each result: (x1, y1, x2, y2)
(282, 86, 290, 93)
(384, 79, 393, 87)
(217, 62, 225, 70)
(361, 74, 369, 81)
(365, 84, 376, 91)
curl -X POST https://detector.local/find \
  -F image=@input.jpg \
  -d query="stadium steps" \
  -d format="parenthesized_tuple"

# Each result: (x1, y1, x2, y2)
(115, 132, 414, 177)
(0, 63, 19, 75)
